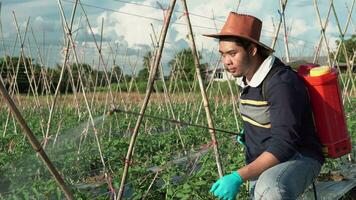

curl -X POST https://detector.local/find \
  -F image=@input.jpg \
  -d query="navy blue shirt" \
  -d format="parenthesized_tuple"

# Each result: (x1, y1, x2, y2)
(239, 58, 324, 164)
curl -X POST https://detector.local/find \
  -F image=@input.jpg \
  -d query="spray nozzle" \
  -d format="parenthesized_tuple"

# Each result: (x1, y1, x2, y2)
(107, 107, 119, 116)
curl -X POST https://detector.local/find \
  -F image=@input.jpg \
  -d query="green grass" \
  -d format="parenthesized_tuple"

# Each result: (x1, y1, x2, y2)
(0, 97, 355, 199)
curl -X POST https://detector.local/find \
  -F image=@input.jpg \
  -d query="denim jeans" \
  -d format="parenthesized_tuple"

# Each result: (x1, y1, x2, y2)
(249, 153, 321, 200)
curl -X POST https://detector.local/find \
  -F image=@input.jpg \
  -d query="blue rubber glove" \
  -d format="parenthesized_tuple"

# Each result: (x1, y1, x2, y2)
(209, 171, 244, 200)
(235, 129, 245, 145)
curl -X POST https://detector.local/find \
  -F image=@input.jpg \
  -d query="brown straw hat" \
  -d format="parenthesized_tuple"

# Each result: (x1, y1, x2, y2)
(204, 12, 273, 52)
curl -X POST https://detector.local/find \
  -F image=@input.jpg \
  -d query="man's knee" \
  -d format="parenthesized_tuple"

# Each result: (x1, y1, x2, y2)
(253, 172, 297, 200)
(251, 156, 321, 199)
(254, 184, 294, 200)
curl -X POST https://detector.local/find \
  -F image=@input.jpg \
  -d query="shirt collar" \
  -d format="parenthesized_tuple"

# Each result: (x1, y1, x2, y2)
(236, 55, 275, 88)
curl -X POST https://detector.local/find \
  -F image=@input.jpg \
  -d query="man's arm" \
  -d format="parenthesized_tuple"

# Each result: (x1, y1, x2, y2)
(209, 151, 280, 198)
(237, 151, 279, 181)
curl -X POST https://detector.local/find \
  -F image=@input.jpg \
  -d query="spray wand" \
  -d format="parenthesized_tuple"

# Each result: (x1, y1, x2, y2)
(107, 107, 240, 136)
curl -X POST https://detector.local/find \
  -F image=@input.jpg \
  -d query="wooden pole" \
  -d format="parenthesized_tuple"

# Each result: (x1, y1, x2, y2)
(58, 0, 110, 189)
(12, 14, 49, 141)
(77, 2, 115, 108)
(149, 25, 188, 155)
(330, 0, 355, 104)
(313, 0, 333, 66)
(312, 3, 332, 64)
(0, 78, 74, 199)
(45, 0, 80, 149)
(116, 0, 177, 199)
(270, 0, 288, 50)
(180, 0, 223, 177)
(280, 0, 290, 62)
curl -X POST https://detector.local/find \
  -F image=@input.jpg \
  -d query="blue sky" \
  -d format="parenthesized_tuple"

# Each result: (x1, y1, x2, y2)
(1, 0, 355, 74)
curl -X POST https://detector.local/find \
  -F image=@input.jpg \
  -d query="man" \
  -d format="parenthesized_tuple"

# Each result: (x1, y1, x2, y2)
(204, 12, 324, 199)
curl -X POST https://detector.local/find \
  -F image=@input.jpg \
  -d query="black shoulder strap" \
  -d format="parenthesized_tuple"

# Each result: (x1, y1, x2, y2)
(261, 58, 290, 100)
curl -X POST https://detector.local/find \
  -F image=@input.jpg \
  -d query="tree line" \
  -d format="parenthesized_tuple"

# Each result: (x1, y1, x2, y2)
(0, 48, 208, 94)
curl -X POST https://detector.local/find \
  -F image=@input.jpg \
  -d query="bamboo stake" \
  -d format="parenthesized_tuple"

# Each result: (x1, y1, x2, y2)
(141, 172, 160, 200)
(170, 47, 192, 104)
(345, 2, 356, 33)
(349, 53, 356, 97)
(88, 18, 106, 122)
(312, 0, 332, 64)
(11, 15, 32, 92)
(329, 0, 355, 99)
(270, 0, 288, 50)
(58, 0, 109, 178)
(149, 24, 188, 154)
(12, 18, 37, 102)
(0, 77, 74, 199)
(7, 23, 22, 108)
(235, 0, 242, 12)
(116, 0, 177, 198)
(313, 0, 333, 66)
(12, 14, 48, 140)
(25, 37, 41, 103)
(77, 2, 115, 108)
(280, 0, 290, 62)
(223, 69, 241, 131)
(180, 0, 223, 177)
(24, 38, 48, 138)
(2, 47, 20, 135)
(58, 1, 122, 198)
(45, 0, 80, 149)
(30, 28, 53, 105)
(107, 42, 128, 123)
(0, 1, 11, 137)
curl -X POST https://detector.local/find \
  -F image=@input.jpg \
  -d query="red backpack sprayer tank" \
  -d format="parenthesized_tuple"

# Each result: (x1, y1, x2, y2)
(298, 64, 352, 158)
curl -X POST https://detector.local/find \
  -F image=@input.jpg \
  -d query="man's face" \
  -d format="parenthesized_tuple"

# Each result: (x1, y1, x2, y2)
(219, 40, 253, 78)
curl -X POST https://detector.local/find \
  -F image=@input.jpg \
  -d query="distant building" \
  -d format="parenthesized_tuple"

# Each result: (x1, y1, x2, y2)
(287, 56, 354, 72)
(286, 56, 328, 70)
(205, 56, 353, 81)
(205, 67, 235, 81)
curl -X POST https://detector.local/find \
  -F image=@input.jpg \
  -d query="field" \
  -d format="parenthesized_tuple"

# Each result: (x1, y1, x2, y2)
(0, 1, 355, 199)
(0, 92, 355, 199)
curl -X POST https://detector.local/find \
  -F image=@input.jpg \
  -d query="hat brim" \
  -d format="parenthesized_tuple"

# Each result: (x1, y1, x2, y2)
(203, 33, 274, 53)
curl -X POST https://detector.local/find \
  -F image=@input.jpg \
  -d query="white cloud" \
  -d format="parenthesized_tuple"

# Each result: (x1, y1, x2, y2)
(92, 0, 165, 48)
(318, 22, 341, 51)
(3, 0, 353, 67)
(289, 19, 309, 37)
(261, 14, 277, 39)
(325, 35, 339, 52)
(91, 0, 268, 54)
(35, 16, 44, 23)
(238, 1, 264, 14)
(297, 40, 306, 46)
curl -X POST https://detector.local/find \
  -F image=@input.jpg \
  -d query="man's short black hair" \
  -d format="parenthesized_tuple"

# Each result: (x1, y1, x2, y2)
(233, 37, 251, 50)
(220, 36, 271, 59)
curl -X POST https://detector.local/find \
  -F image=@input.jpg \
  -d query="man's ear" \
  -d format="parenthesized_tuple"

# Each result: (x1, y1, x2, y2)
(249, 44, 258, 56)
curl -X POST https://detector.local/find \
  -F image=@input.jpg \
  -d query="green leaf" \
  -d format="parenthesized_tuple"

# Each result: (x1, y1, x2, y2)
(176, 192, 190, 199)
(183, 184, 191, 190)
(194, 180, 207, 186)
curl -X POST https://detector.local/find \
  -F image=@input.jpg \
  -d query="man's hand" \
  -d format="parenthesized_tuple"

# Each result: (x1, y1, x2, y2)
(210, 171, 243, 200)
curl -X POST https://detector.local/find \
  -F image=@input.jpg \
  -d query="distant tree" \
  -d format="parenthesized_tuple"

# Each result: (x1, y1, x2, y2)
(168, 48, 207, 82)
(53, 63, 97, 92)
(334, 34, 355, 63)
(111, 65, 123, 83)
(125, 74, 132, 81)
(50, 64, 68, 93)
(141, 50, 160, 81)
(68, 63, 92, 88)
(136, 67, 149, 81)
(143, 51, 154, 69)
(0, 56, 42, 93)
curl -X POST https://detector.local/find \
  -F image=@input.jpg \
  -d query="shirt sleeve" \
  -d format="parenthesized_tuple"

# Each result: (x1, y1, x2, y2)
(264, 70, 306, 162)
